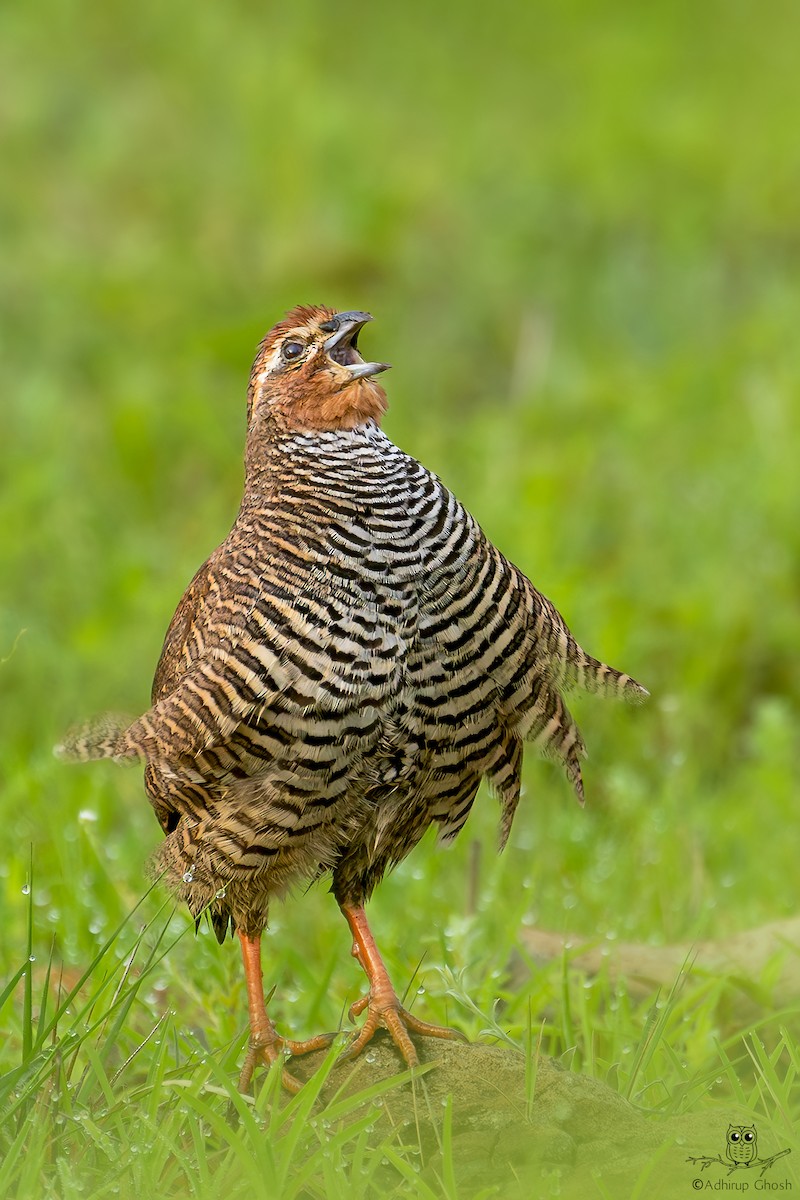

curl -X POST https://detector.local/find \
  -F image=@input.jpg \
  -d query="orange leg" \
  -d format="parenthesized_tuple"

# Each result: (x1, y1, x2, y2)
(339, 902, 466, 1067)
(238, 931, 333, 1094)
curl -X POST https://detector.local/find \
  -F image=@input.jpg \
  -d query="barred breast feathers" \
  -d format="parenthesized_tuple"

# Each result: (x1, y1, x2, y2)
(59, 421, 646, 819)
(59, 425, 418, 767)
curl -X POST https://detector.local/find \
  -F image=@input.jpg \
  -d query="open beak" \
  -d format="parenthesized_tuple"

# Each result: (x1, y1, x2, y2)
(321, 311, 390, 379)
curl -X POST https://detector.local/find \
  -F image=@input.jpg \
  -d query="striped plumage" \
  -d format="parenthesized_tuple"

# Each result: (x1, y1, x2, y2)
(60, 305, 646, 1089)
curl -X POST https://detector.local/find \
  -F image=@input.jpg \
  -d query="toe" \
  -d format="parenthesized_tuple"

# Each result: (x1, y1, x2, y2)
(381, 1007, 420, 1067)
(279, 1065, 304, 1094)
(348, 995, 369, 1022)
(340, 1010, 381, 1062)
(402, 1011, 468, 1043)
(282, 1031, 336, 1057)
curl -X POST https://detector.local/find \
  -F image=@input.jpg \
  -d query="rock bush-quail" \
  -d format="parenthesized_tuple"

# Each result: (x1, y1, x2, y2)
(60, 305, 647, 1092)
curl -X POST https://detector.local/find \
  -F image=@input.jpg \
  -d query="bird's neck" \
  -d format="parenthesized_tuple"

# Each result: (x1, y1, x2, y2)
(242, 420, 396, 501)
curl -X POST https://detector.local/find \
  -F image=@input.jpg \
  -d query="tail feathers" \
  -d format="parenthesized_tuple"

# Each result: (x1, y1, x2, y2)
(567, 651, 649, 705)
(54, 713, 139, 763)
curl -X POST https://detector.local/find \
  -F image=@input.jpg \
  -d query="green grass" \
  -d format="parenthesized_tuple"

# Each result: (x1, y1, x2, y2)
(2, 0, 800, 1196)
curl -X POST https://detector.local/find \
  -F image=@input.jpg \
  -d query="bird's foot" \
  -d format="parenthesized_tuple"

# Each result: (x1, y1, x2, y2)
(238, 1029, 335, 1095)
(342, 990, 466, 1068)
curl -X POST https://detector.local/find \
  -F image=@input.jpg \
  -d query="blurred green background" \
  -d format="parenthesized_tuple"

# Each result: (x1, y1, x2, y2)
(1, 0, 799, 1190)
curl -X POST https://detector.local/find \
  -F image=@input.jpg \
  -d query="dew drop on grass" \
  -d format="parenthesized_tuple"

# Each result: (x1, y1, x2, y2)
(21, 884, 30, 895)
(182, 871, 194, 883)
(78, 809, 98, 823)
(365, 1051, 377, 1064)
(372, 1097, 384, 1108)
(215, 888, 226, 899)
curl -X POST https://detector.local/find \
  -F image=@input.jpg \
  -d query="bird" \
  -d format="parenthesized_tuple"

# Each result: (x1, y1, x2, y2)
(726, 1125, 758, 1166)
(59, 304, 647, 1093)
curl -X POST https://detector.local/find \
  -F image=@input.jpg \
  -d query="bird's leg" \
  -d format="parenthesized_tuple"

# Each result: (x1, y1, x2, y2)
(237, 931, 333, 1094)
(339, 902, 466, 1067)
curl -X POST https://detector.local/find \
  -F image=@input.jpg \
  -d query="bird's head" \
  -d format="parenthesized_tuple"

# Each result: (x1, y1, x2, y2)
(247, 305, 390, 434)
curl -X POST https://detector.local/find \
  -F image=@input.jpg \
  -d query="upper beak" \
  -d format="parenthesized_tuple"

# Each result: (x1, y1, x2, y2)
(322, 311, 390, 378)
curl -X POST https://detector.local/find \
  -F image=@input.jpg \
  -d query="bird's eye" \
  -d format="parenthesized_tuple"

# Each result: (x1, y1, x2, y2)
(730, 1132, 740, 1141)
(282, 341, 305, 362)
(744, 1132, 754, 1142)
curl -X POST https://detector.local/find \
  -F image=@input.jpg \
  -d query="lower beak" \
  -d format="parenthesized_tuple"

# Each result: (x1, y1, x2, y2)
(322, 311, 390, 378)
(346, 360, 390, 379)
